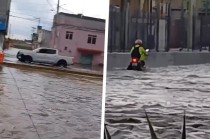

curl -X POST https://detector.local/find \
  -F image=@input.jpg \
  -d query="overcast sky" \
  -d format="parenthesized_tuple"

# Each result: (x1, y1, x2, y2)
(8, 0, 109, 40)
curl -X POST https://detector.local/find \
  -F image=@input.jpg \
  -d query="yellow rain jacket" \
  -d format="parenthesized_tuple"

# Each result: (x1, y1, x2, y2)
(130, 44, 147, 61)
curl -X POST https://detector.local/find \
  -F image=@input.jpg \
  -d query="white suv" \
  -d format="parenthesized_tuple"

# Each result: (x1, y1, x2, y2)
(16, 48, 74, 68)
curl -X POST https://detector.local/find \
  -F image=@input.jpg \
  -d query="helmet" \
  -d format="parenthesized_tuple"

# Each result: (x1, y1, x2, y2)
(135, 39, 142, 44)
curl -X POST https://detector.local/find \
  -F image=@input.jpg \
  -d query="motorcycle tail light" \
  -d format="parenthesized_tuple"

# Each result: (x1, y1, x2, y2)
(132, 58, 137, 63)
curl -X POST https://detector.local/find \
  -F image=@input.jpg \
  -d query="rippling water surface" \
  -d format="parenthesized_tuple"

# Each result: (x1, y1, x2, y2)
(105, 64, 210, 139)
(0, 66, 102, 139)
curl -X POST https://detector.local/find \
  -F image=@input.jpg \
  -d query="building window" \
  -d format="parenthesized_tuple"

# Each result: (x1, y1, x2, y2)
(66, 31, 73, 40)
(87, 35, 97, 44)
(64, 46, 67, 50)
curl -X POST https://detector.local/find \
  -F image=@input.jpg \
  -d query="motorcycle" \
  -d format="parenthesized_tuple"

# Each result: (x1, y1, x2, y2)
(127, 49, 149, 71)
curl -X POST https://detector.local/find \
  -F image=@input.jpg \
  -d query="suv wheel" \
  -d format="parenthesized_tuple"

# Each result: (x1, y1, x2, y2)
(24, 56, 33, 63)
(57, 60, 67, 68)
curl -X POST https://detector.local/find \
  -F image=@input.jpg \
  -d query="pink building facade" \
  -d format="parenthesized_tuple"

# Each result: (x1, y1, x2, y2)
(50, 13, 105, 66)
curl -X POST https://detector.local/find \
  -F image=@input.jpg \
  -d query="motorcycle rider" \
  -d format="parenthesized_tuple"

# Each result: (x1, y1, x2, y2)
(127, 39, 147, 70)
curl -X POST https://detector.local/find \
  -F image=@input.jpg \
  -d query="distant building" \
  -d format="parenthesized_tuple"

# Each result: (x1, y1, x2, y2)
(31, 33, 38, 49)
(32, 26, 51, 49)
(50, 12, 105, 66)
(37, 26, 51, 48)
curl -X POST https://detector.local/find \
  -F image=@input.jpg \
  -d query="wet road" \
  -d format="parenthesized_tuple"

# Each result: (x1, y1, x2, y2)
(105, 64, 210, 139)
(0, 66, 102, 139)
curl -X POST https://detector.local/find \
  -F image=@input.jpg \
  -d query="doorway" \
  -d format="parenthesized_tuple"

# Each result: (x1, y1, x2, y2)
(80, 54, 93, 65)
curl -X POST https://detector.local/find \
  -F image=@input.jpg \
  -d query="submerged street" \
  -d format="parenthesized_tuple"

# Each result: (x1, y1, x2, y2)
(0, 66, 102, 139)
(105, 64, 210, 139)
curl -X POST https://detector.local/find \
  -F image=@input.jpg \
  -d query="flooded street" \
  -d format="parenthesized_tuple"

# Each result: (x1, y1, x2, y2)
(3, 48, 103, 72)
(105, 64, 210, 139)
(0, 66, 102, 139)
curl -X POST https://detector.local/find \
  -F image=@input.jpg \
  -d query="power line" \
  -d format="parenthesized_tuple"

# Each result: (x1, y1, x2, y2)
(11, 0, 50, 6)
(10, 11, 54, 22)
(9, 15, 53, 28)
(12, 8, 54, 12)
(46, 0, 56, 11)
(59, 6, 73, 14)
(10, 15, 38, 21)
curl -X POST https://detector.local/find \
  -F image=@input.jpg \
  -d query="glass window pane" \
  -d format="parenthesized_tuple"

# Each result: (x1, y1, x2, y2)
(39, 49, 47, 53)
(92, 37, 96, 44)
(87, 37, 92, 43)
(66, 33, 69, 39)
(46, 49, 56, 54)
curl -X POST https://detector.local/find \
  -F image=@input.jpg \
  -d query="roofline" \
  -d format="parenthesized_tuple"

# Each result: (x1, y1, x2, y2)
(42, 29, 51, 32)
(56, 12, 106, 23)
(38, 28, 51, 32)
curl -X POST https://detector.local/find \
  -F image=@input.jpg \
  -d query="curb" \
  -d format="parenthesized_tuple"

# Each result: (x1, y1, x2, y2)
(2, 61, 103, 79)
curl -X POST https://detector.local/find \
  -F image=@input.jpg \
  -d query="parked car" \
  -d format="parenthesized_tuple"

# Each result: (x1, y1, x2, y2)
(16, 48, 74, 67)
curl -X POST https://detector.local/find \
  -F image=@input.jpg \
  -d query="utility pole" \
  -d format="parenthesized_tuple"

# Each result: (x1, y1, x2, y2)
(53, 0, 60, 48)
(8, 24, 11, 38)
(57, 0, 60, 14)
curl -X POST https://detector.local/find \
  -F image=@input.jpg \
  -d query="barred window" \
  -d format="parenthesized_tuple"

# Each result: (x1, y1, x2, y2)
(66, 31, 73, 40)
(87, 35, 97, 44)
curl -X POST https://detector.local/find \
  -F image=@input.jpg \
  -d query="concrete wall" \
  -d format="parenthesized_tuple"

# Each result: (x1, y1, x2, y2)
(107, 52, 210, 70)
(38, 29, 51, 48)
(0, 0, 11, 34)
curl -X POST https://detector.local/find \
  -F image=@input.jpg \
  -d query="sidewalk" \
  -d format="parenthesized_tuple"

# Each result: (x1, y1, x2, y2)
(2, 61, 103, 79)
